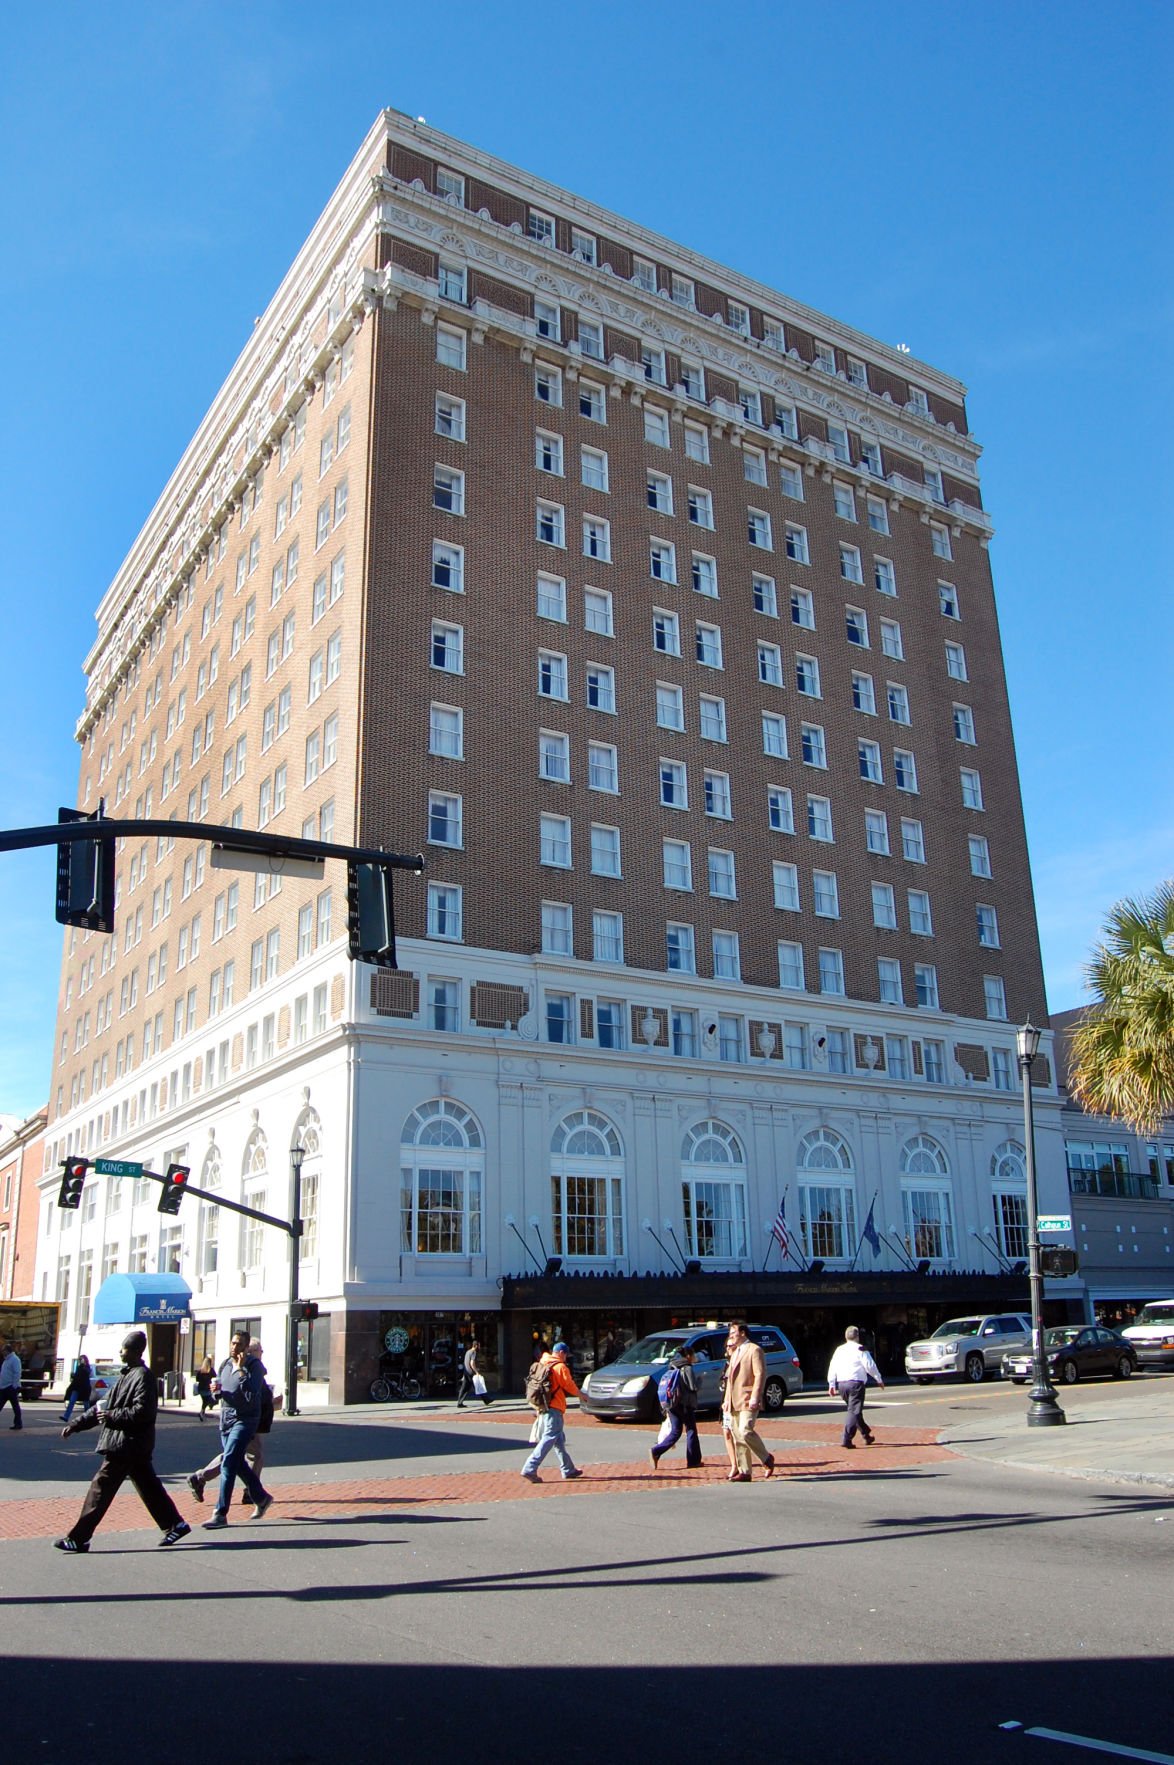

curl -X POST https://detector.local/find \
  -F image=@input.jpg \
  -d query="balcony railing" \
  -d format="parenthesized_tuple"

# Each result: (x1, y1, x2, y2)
(1068, 1166, 1161, 1201)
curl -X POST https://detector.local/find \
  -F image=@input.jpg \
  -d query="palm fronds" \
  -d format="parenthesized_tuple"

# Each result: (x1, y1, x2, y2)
(1068, 881, 1174, 1132)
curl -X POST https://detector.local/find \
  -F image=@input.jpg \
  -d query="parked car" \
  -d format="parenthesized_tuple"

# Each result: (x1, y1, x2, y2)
(88, 1362, 123, 1408)
(1121, 1300, 1174, 1369)
(1001, 1325, 1138, 1385)
(579, 1324, 803, 1422)
(905, 1313, 1033, 1384)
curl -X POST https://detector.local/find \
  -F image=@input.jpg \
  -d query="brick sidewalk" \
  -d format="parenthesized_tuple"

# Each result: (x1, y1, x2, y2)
(0, 1422, 949, 1543)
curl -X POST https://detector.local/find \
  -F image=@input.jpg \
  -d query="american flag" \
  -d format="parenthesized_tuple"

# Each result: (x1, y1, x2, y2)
(770, 1197, 789, 1257)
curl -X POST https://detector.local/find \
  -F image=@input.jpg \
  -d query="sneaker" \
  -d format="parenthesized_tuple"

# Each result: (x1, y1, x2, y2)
(248, 1493, 274, 1522)
(520, 1470, 540, 1483)
(159, 1521, 192, 1547)
(202, 1515, 229, 1530)
(53, 1536, 89, 1553)
(648, 1447, 659, 1471)
(562, 1468, 583, 1480)
(187, 1474, 205, 1503)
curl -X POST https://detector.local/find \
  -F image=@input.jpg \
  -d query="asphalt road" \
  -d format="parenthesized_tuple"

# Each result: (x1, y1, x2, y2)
(3, 1385, 1172, 1765)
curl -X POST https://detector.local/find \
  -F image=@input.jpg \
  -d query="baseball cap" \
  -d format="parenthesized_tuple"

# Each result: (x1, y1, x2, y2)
(552, 1341, 570, 1355)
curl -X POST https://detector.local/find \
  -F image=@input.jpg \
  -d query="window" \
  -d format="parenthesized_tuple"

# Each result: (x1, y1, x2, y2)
(969, 834, 992, 878)
(712, 930, 740, 980)
(839, 545, 863, 588)
(584, 587, 613, 636)
(687, 485, 714, 529)
(691, 553, 718, 598)
(632, 256, 657, 291)
(585, 663, 615, 712)
(436, 325, 466, 371)
(684, 423, 710, 463)
(894, 750, 918, 793)
(588, 742, 618, 792)
(845, 607, 868, 647)
(400, 1099, 482, 1252)
(577, 316, 604, 360)
(976, 904, 1000, 948)
(728, 302, 751, 336)
(797, 1129, 856, 1262)
(931, 522, 952, 560)
(433, 465, 465, 516)
(680, 361, 705, 400)
(542, 901, 574, 956)
(647, 471, 673, 515)
(427, 883, 462, 941)
(879, 619, 903, 661)
(884, 1035, 911, 1081)
(833, 482, 856, 523)
(878, 957, 903, 1004)
(590, 823, 621, 876)
(865, 809, 889, 855)
(872, 882, 897, 929)
(887, 682, 910, 724)
(814, 340, 836, 374)
(592, 909, 623, 963)
(762, 713, 788, 758)
(642, 344, 667, 386)
(813, 870, 839, 918)
(801, 723, 826, 768)
(867, 496, 889, 535)
(953, 703, 976, 744)
(681, 1121, 748, 1260)
(534, 298, 560, 341)
(597, 1000, 625, 1049)
(663, 839, 692, 890)
(923, 464, 944, 501)
(650, 541, 677, 583)
(718, 1015, 745, 1062)
(534, 364, 562, 406)
(539, 729, 571, 782)
(666, 922, 696, 972)
(657, 683, 685, 731)
(438, 261, 467, 303)
(581, 447, 609, 492)
(537, 502, 565, 547)
(538, 650, 568, 700)
(991, 1048, 1014, 1092)
(708, 848, 736, 899)
(768, 786, 794, 833)
(436, 166, 465, 205)
(758, 642, 783, 687)
(773, 861, 800, 911)
(785, 524, 809, 565)
(430, 703, 463, 759)
(938, 581, 960, 619)
(901, 818, 926, 862)
(961, 768, 984, 810)
(428, 792, 462, 848)
(852, 672, 877, 715)
(871, 556, 895, 597)
(704, 769, 731, 817)
(537, 573, 567, 622)
(908, 890, 933, 936)
(795, 654, 820, 696)
(579, 381, 606, 422)
(431, 620, 463, 673)
(644, 406, 671, 448)
(571, 227, 597, 265)
(858, 739, 883, 783)
(777, 941, 805, 990)
(780, 461, 804, 500)
(744, 446, 768, 486)
(583, 517, 611, 562)
(660, 760, 688, 808)
(432, 540, 464, 592)
(984, 975, 1007, 1020)
(653, 608, 680, 655)
(819, 947, 845, 995)
(536, 430, 564, 475)
(901, 1155, 955, 1264)
(747, 510, 772, 550)
(699, 695, 727, 742)
(945, 641, 968, 682)
(807, 794, 833, 841)
(540, 813, 572, 867)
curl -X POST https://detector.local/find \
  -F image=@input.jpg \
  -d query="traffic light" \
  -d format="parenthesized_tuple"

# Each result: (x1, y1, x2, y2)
(346, 861, 398, 968)
(56, 804, 115, 933)
(57, 1157, 89, 1210)
(157, 1163, 190, 1215)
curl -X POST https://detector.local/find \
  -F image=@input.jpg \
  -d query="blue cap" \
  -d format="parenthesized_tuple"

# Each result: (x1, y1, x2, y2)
(552, 1341, 570, 1355)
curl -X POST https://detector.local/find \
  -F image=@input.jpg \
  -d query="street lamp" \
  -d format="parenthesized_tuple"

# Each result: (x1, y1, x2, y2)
(286, 1142, 306, 1419)
(1016, 1022, 1065, 1428)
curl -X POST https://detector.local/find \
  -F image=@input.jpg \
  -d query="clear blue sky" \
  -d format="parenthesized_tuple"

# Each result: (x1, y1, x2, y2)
(1, 1, 1169, 1116)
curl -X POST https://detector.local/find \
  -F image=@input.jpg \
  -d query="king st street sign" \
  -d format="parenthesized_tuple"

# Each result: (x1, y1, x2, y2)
(94, 1159, 144, 1178)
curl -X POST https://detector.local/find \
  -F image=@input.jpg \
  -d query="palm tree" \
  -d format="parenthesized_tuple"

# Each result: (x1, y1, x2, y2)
(1068, 880, 1174, 1133)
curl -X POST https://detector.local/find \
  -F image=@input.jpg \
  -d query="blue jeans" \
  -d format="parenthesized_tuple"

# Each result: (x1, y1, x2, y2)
(522, 1408, 577, 1476)
(651, 1408, 702, 1468)
(215, 1421, 267, 1517)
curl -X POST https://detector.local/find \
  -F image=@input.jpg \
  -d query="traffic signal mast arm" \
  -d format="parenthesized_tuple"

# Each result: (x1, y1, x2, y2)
(63, 1160, 299, 1238)
(0, 814, 425, 873)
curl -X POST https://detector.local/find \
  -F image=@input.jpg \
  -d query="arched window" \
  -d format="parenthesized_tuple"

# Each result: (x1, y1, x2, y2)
(681, 1120, 747, 1261)
(991, 1140, 1027, 1260)
(900, 1134, 954, 1262)
(550, 1110, 624, 1260)
(197, 1144, 221, 1277)
(400, 1100, 483, 1256)
(240, 1127, 268, 1270)
(796, 1129, 856, 1262)
(293, 1108, 323, 1261)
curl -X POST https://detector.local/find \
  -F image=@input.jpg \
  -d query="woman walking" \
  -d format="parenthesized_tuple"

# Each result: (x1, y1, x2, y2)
(61, 1355, 92, 1423)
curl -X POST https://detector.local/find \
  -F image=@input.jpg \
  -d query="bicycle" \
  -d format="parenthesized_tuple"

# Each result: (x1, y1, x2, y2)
(368, 1368, 423, 1403)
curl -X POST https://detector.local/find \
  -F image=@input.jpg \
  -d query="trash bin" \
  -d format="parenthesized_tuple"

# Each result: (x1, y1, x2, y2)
(164, 1371, 185, 1402)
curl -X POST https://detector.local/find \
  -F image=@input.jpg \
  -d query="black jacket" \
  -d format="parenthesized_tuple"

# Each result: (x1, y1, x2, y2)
(74, 1362, 158, 1458)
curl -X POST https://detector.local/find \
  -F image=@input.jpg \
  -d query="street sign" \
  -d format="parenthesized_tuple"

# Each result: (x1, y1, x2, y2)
(94, 1158, 144, 1178)
(1037, 1214, 1072, 1232)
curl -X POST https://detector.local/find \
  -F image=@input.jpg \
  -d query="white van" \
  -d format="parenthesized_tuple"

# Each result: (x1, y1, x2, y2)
(1121, 1300, 1174, 1368)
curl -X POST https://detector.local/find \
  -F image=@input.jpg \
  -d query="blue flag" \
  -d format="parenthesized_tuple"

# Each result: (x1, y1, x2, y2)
(861, 1199, 881, 1258)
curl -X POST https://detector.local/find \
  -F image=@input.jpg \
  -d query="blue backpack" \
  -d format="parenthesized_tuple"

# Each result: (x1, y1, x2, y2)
(657, 1365, 682, 1412)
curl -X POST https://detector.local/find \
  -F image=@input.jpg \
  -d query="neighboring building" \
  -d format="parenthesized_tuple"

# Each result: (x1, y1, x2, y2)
(36, 111, 1071, 1399)
(0, 1106, 48, 1301)
(1051, 1006, 1174, 1327)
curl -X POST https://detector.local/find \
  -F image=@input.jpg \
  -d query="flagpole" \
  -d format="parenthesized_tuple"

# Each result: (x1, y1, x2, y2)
(850, 1190, 879, 1272)
(762, 1187, 789, 1273)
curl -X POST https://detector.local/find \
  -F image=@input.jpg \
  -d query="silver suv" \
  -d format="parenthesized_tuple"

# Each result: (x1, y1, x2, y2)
(905, 1313, 1032, 1384)
(580, 1324, 803, 1421)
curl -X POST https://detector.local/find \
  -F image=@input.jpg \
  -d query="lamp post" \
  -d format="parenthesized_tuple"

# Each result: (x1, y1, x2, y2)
(1016, 1023, 1065, 1428)
(286, 1142, 305, 1419)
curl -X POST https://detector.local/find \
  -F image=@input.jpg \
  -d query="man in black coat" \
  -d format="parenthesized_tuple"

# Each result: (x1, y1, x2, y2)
(54, 1329, 191, 1553)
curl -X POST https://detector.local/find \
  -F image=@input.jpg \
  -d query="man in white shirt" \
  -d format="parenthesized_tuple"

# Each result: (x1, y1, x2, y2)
(826, 1326, 883, 1450)
(0, 1343, 22, 1431)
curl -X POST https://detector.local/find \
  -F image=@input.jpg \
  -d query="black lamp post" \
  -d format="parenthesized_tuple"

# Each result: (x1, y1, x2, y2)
(1016, 1022, 1065, 1428)
(286, 1142, 305, 1419)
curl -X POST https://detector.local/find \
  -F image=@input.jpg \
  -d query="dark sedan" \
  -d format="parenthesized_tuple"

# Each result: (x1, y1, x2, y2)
(1001, 1325, 1138, 1385)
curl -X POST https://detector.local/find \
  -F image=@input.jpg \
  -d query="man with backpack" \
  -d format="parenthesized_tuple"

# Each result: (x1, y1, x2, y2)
(520, 1342, 583, 1483)
(648, 1347, 701, 1472)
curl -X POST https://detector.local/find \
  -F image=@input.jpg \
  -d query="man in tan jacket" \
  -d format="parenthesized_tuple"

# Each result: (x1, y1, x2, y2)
(724, 1321, 776, 1481)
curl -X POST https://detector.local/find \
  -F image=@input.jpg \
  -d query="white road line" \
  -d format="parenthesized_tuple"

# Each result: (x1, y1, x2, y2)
(1025, 1724, 1174, 1763)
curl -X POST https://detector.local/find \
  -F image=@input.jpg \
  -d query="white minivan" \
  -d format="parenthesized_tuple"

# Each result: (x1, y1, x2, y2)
(1121, 1300, 1174, 1368)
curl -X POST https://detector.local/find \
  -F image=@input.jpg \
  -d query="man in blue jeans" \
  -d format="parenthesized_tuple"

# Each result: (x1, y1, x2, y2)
(203, 1329, 274, 1530)
(521, 1343, 583, 1483)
